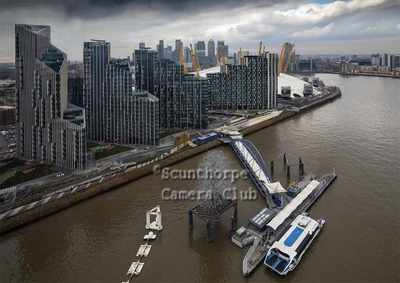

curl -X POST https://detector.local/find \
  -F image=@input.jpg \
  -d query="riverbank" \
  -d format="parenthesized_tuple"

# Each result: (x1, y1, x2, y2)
(297, 71, 400, 79)
(0, 88, 341, 235)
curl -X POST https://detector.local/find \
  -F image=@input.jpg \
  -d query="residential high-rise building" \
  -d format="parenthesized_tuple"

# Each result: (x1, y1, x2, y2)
(15, 24, 87, 170)
(178, 75, 209, 129)
(153, 58, 183, 129)
(68, 77, 83, 107)
(132, 92, 160, 145)
(106, 59, 159, 145)
(136, 49, 209, 130)
(207, 53, 278, 111)
(134, 48, 158, 94)
(83, 39, 110, 142)
(84, 44, 160, 146)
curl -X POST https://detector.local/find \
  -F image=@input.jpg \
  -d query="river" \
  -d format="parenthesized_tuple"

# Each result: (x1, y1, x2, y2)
(0, 74, 399, 283)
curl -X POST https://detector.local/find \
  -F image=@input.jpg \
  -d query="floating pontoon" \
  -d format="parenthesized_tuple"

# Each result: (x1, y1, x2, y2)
(136, 244, 152, 257)
(127, 261, 144, 276)
(145, 205, 163, 231)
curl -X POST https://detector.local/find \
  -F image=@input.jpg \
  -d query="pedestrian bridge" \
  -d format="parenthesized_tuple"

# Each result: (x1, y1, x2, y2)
(229, 139, 287, 208)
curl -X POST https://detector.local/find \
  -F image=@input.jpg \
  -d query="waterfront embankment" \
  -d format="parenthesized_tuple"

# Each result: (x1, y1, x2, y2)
(0, 88, 341, 234)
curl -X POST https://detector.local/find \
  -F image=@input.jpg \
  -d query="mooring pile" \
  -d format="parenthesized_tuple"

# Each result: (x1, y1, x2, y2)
(122, 205, 163, 283)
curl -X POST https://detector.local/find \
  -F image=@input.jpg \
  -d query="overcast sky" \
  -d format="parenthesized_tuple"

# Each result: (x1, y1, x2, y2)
(0, 0, 400, 62)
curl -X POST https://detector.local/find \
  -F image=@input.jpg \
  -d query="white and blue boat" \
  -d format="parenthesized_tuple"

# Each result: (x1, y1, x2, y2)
(264, 214, 325, 275)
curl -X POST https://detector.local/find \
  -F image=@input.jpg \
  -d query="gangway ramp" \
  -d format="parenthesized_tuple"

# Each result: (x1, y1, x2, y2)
(229, 139, 286, 207)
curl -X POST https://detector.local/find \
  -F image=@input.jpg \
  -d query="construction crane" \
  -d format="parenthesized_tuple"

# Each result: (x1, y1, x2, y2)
(189, 44, 200, 77)
(178, 45, 187, 74)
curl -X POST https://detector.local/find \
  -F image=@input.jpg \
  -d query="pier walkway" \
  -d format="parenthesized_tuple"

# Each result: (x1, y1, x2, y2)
(229, 139, 286, 208)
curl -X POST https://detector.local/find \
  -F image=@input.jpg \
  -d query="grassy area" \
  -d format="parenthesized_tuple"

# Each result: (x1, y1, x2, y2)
(91, 144, 132, 160)
(0, 164, 54, 189)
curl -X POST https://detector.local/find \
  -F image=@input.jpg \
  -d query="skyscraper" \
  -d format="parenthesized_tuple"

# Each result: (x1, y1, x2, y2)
(207, 39, 216, 65)
(195, 41, 207, 67)
(134, 48, 158, 95)
(278, 42, 296, 73)
(179, 75, 209, 129)
(157, 39, 164, 59)
(207, 53, 278, 110)
(84, 44, 160, 146)
(153, 58, 183, 129)
(174, 39, 183, 63)
(195, 41, 206, 57)
(83, 39, 110, 142)
(217, 41, 229, 64)
(207, 39, 215, 58)
(15, 24, 87, 170)
(136, 49, 209, 130)
(106, 59, 159, 145)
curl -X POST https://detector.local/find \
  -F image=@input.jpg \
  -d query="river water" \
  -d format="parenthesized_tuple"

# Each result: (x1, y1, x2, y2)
(0, 74, 399, 283)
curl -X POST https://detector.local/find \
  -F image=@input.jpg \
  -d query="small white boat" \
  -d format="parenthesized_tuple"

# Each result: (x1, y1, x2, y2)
(242, 237, 269, 276)
(264, 214, 325, 275)
(144, 231, 157, 240)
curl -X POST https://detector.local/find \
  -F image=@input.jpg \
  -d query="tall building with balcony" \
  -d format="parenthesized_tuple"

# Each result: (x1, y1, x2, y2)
(135, 49, 209, 130)
(207, 53, 278, 111)
(105, 58, 159, 145)
(153, 58, 184, 129)
(178, 75, 209, 129)
(83, 39, 110, 142)
(15, 24, 87, 170)
(134, 48, 158, 95)
(84, 44, 159, 146)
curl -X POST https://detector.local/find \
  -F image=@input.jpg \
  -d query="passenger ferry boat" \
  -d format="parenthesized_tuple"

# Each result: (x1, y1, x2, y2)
(263, 214, 325, 275)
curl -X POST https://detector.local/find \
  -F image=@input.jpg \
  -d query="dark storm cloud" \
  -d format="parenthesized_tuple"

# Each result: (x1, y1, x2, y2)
(0, 0, 287, 19)
(0, 0, 399, 62)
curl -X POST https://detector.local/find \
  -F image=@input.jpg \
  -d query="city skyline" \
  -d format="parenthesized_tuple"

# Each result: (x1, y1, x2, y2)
(1, 0, 400, 62)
